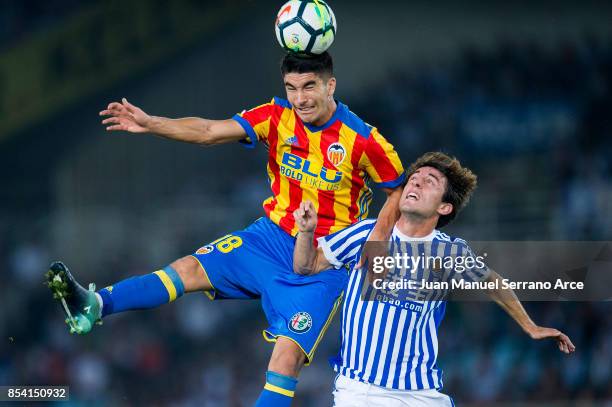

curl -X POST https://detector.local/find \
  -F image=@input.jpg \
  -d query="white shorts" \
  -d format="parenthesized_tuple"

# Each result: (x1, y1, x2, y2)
(333, 374, 455, 407)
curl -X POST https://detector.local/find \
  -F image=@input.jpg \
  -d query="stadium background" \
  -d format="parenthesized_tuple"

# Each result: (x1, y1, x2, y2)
(1, 0, 611, 405)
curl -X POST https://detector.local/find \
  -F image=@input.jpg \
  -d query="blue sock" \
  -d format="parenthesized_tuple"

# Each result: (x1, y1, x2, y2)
(97, 266, 185, 317)
(254, 371, 297, 407)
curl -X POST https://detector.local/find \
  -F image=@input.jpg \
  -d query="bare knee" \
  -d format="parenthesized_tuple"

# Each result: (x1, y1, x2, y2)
(268, 338, 306, 378)
(170, 256, 211, 293)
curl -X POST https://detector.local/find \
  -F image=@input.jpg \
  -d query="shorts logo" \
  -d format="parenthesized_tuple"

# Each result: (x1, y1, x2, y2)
(196, 245, 214, 255)
(327, 143, 346, 167)
(288, 312, 312, 334)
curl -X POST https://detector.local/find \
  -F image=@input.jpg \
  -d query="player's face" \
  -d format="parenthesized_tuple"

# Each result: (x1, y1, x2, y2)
(400, 167, 453, 220)
(284, 72, 336, 126)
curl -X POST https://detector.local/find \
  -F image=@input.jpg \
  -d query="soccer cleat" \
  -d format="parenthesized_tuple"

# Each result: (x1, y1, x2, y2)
(46, 261, 102, 335)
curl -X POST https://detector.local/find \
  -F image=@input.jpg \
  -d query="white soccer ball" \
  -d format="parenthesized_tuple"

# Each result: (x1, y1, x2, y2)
(274, 0, 337, 55)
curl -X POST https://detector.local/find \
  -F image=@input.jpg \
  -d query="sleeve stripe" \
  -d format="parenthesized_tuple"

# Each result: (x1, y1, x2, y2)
(318, 219, 377, 267)
(375, 171, 406, 188)
(344, 246, 362, 263)
(327, 219, 376, 251)
(234, 100, 276, 147)
(317, 237, 344, 268)
(331, 227, 372, 255)
(232, 114, 258, 149)
(334, 238, 367, 263)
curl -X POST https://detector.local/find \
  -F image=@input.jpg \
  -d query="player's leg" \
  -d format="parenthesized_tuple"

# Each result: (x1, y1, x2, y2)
(254, 337, 305, 407)
(96, 255, 210, 316)
(254, 264, 347, 406)
(54, 223, 265, 334)
(268, 336, 307, 376)
(46, 255, 210, 334)
(172, 255, 213, 292)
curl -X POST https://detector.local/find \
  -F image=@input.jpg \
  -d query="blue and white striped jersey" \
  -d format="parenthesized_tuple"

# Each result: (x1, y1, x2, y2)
(318, 219, 490, 390)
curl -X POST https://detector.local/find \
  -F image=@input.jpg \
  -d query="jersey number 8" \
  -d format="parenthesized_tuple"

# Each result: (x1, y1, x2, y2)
(213, 235, 243, 254)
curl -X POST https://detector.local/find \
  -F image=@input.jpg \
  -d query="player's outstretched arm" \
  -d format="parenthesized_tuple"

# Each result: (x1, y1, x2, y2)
(99, 98, 246, 146)
(357, 186, 403, 280)
(293, 201, 331, 275)
(486, 270, 576, 354)
(369, 186, 403, 241)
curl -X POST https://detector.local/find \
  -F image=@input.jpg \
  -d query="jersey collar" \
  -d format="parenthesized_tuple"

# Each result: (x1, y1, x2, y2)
(392, 225, 437, 242)
(301, 100, 346, 133)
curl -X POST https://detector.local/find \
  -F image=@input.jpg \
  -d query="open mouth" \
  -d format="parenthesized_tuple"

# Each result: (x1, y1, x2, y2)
(407, 192, 419, 201)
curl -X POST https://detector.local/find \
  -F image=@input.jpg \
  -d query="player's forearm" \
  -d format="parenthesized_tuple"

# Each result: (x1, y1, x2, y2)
(145, 116, 220, 145)
(370, 187, 402, 240)
(293, 231, 318, 275)
(487, 272, 537, 334)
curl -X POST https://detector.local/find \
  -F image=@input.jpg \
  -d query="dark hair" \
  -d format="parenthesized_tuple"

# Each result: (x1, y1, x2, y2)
(280, 51, 333, 79)
(406, 152, 478, 228)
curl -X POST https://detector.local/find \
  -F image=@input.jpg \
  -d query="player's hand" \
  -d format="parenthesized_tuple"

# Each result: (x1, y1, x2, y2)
(527, 326, 576, 354)
(99, 98, 151, 133)
(294, 201, 317, 233)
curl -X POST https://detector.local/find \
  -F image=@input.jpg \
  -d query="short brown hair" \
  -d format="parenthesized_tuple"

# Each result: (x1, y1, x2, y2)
(406, 152, 477, 228)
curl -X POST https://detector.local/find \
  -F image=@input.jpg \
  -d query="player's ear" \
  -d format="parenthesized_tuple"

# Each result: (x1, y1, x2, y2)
(326, 76, 336, 97)
(437, 202, 453, 216)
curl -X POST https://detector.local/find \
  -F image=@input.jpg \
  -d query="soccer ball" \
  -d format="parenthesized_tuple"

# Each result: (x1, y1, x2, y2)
(275, 0, 337, 55)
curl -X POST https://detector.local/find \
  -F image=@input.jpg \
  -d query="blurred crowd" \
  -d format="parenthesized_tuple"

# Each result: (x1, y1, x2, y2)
(1, 37, 611, 405)
(353, 36, 612, 240)
(0, 0, 92, 49)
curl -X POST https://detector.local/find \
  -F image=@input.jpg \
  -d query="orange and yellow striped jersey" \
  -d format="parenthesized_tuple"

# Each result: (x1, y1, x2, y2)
(233, 97, 405, 239)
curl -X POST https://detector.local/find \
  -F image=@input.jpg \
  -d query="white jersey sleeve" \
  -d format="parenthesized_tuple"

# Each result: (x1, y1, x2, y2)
(317, 219, 377, 269)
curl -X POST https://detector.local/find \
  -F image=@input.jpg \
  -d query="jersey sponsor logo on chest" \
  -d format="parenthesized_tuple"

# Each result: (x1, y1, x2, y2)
(280, 151, 343, 190)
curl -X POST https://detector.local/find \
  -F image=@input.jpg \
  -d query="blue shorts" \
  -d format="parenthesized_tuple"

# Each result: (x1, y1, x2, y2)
(191, 217, 347, 364)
